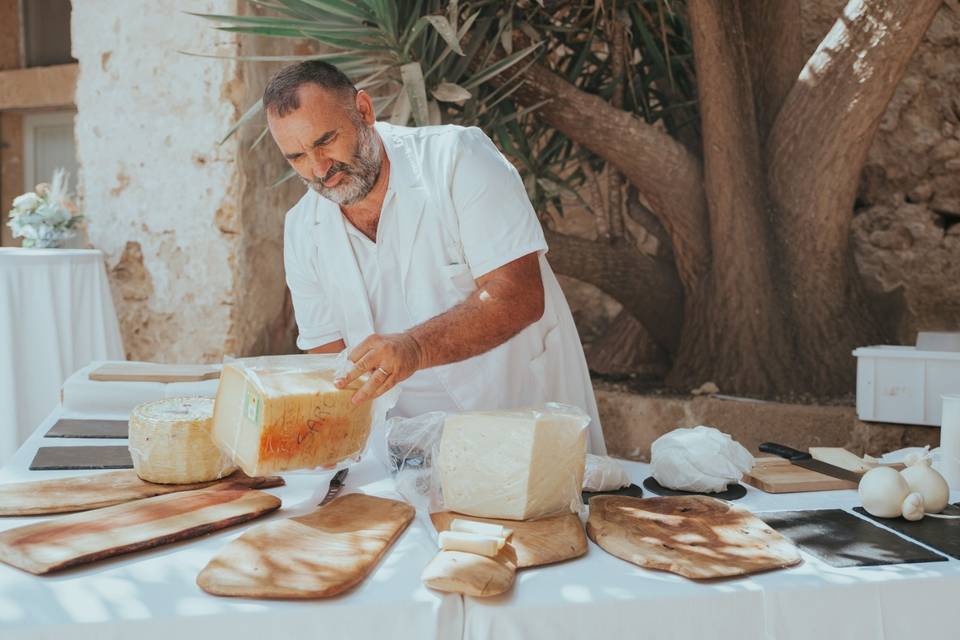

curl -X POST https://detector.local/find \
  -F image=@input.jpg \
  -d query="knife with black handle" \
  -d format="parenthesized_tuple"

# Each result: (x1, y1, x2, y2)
(759, 442, 863, 484)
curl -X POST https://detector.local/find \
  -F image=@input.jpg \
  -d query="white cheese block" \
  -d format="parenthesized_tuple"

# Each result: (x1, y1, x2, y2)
(438, 531, 505, 557)
(438, 408, 588, 520)
(211, 361, 373, 476)
(450, 519, 513, 539)
(129, 397, 237, 484)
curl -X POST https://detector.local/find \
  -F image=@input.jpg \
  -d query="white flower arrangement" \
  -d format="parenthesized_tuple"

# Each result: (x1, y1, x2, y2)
(7, 169, 84, 248)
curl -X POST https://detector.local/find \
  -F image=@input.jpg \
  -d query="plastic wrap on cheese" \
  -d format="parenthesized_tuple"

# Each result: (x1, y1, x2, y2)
(386, 404, 589, 522)
(211, 354, 373, 476)
(129, 397, 236, 484)
(651, 425, 753, 493)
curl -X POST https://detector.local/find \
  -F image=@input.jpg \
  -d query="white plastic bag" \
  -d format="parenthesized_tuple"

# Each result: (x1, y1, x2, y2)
(386, 404, 589, 521)
(582, 454, 631, 492)
(650, 425, 753, 493)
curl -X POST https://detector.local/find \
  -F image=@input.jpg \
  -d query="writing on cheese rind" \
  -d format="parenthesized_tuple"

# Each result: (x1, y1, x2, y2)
(211, 360, 373, 476)
(438, 407, 588, 521)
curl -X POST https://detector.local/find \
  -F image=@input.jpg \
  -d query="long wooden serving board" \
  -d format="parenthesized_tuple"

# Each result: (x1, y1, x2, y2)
(197, 493, 414, 599)
(88, 362, 220, 383)
(0, 487, 281, 575)
(0, 470, 284, 516)
(587, 495, 801, 580)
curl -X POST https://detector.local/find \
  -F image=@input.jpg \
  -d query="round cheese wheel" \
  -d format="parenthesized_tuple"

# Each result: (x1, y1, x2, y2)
(129, 397, 237, 484)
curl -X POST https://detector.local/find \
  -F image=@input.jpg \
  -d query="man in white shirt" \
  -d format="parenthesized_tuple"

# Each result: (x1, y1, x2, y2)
(267, 61, 605, 453)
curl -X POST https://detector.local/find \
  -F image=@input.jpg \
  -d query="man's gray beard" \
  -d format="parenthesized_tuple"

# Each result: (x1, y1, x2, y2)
(304, 123, 382, 205)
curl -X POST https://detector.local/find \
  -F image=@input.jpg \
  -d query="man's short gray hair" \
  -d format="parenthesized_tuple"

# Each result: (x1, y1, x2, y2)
(262, 60, 357, 117)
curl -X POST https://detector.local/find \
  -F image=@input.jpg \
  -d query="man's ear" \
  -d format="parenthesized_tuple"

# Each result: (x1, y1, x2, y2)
(355, 90, 376, 125)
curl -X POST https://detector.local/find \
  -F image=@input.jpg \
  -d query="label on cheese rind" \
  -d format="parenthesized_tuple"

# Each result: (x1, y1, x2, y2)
(438, 531, 505, 557)
(211, 355, 374, 476)
(129, 397, 237, 484)
(438, 404, 589, 521)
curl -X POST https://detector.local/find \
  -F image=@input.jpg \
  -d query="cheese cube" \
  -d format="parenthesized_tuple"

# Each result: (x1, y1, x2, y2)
(211, 361, 373, 476)
(129, 397, 237, 484)
(438, 408, 588, 520)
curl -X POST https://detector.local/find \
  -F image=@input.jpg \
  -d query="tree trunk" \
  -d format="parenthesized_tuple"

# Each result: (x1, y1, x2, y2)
(505, 0, 939, 396)
(766, 0, 942, 392)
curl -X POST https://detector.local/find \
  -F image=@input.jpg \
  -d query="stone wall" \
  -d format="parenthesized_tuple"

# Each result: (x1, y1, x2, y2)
(73, 0, 299, 363)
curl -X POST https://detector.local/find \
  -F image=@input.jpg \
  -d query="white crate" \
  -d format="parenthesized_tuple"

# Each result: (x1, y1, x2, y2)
(853, 345, 960, 426)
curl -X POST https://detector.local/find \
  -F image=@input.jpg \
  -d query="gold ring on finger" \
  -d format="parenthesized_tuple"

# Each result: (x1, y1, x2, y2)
(376, 367, 391, 376)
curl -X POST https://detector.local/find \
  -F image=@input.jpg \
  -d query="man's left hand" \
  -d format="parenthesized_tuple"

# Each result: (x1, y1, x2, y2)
(335, 333, 424, 404)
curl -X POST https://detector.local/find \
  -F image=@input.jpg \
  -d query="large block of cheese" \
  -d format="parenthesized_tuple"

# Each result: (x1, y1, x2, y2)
(129, 397, 237, 484)
(211, 360, 373, 476)
(438, 407, 588, 520)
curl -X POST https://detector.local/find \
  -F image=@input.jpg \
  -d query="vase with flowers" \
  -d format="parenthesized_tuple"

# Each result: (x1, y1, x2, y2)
(7, 169, 83, 248)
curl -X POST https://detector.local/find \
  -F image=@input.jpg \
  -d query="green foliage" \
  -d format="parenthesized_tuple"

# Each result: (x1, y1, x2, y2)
(190, 1, 697, 211)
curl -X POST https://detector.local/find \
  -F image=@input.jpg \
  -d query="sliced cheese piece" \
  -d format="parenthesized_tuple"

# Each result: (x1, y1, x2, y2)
(211, 358, 374, 476)
(809, 447, 877, 474)
(438, 531, 505, 557)
(438, 407, 588, 521)
(450, 518, 513, 539)
(129, 397, 236, 484)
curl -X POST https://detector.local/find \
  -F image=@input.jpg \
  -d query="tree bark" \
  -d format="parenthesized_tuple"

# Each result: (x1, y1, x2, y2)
(543, 228, 684, 353)
(667, 0, 794, 395)
(507, 61, 710, 292)
(767, 0, 942, 391)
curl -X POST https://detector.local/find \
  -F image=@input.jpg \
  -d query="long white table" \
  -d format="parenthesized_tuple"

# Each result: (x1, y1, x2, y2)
(1, 408, 959, 639)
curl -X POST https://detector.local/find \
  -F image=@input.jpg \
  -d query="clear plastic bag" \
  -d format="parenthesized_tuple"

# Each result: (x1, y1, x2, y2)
(386, 403, 589, 521)
(210, 353, 374, 476)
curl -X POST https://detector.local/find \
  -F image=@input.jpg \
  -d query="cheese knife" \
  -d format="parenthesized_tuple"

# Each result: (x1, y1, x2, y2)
(758, 442, 863, 484)
(318, 468, 349, 506)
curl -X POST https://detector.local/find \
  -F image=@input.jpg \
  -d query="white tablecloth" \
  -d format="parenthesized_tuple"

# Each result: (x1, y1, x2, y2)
(0, 409, 461, 640)
(464, 467, 960, 640)
(0, 249, 124, 464)
(2, 406, 960, 639)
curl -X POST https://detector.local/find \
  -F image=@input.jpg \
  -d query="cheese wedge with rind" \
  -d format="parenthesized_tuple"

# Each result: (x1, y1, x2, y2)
(211, 358, 373, 476)
(438, 406, 588, 521)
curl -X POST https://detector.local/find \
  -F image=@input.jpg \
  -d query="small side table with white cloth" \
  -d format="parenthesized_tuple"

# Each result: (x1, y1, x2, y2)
(0, 248, 124, 464)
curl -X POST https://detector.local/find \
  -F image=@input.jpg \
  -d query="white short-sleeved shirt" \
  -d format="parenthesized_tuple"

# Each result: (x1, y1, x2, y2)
(283, 122, 605, 453)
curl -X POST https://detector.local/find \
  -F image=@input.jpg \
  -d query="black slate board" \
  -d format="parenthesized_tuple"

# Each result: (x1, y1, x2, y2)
(582, 483, 643, 504)
(45, 418, 129, 439)
(761, 509, 946, 567)
(29, 446, 133, 470)
(642, 476, 747, 501)
(854, 503, 960, 560)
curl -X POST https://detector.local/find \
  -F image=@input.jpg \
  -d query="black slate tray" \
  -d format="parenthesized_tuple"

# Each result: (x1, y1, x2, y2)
(761, 509, 947, 567)
(854, 503, 960, 560)
(29, 446, 133, 470)
(642, 476, 747, 501)
(45, 418, 129, 439)
(582, 483, 644, 504)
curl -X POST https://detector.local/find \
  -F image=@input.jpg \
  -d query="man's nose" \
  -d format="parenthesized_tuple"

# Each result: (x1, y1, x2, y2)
(310, 152, 332, 179)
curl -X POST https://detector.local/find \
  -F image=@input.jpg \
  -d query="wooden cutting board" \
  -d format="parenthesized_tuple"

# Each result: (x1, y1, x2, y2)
(88, 363, 220, 383)
(0, 470, 284, 516)
(0, 487, 280, 575)
(587, 495, 801, 579)
(421, 545, 518, 597)
(430, 511, 587, 568)
(197, 493, 414, 599)
(742, 457, 858, 493)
